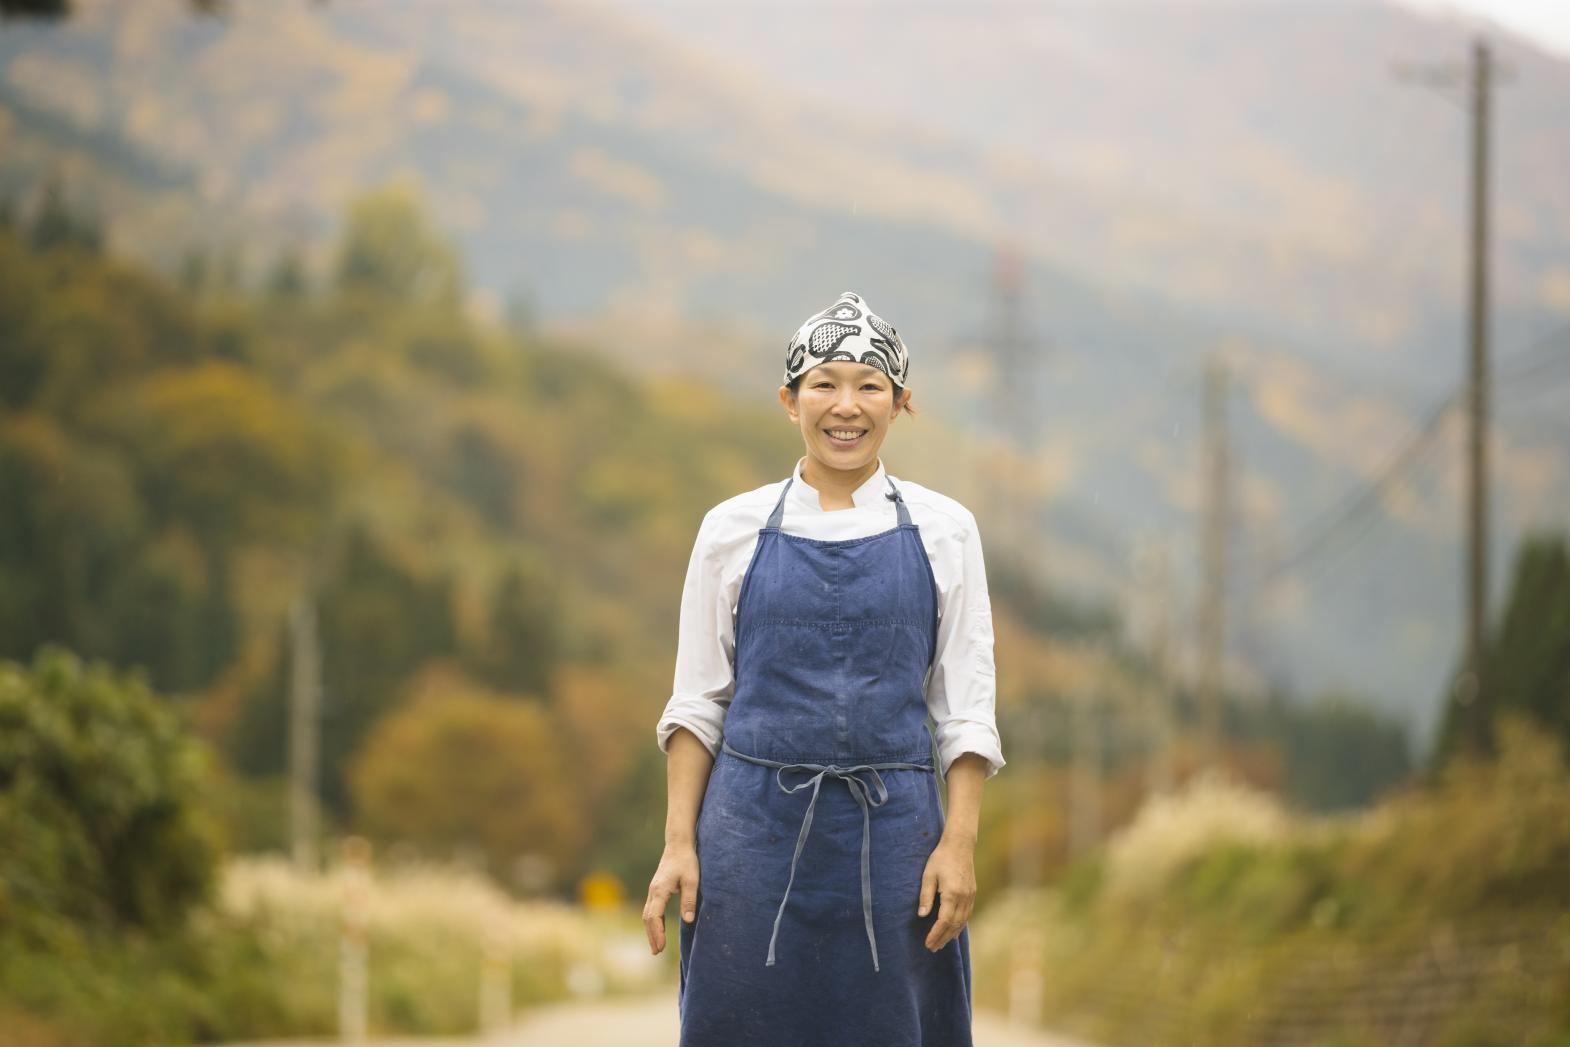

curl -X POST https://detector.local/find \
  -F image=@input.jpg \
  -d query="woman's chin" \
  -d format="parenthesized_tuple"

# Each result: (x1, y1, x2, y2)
(811, 452, 876, 479)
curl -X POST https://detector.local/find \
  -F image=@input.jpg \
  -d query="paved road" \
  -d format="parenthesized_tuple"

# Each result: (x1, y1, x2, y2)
(512, 993, 1100, 1046)
(233, 992, 1099, 1047)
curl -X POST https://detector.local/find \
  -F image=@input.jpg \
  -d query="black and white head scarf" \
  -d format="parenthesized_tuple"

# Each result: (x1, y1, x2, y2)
(784, 290, 910, 389)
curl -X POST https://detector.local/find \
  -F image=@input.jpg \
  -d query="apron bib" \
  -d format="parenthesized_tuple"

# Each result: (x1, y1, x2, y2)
(677, 474, 973, 1047)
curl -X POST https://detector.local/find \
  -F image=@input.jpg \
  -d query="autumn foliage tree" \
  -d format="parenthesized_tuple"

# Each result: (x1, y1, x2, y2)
(333, 182, 463, 311)
(0, 221, 337, 694)
(348, 667, 585, 887)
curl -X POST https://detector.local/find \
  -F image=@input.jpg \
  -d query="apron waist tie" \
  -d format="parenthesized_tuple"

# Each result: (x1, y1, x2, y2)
(720, 740, 932, 973)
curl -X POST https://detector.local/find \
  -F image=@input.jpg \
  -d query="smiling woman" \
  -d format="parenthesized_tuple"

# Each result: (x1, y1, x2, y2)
(780, 361, 912, 500)
(644, 291, 1005, 1047)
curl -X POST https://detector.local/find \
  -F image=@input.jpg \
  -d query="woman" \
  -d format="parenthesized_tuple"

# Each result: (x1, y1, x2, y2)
(644, 291, 1005, 1046)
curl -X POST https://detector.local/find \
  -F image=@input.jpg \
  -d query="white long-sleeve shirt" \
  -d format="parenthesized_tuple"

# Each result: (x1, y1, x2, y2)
(655, 456, 1005, 779)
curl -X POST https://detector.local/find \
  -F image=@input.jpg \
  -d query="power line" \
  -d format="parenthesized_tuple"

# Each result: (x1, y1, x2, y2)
(1494, 337, 1570, 388)
(1273, 429, 1455, 596)
(1240, 318, 1570, 594)
(1248, 397, 1457, 592)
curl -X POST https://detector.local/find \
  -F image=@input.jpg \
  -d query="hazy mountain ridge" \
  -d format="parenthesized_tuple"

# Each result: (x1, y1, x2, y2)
(1, 0, 1566, 753)
(603, 0, 1570, 377)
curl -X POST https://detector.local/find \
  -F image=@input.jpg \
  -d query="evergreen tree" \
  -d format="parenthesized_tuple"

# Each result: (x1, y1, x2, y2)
(332, 183, 463, 309)
(479, 559, 560, 697)
(178, 249, 210, 295)
(27, 177, 103, 253)
(264, 248, 310, 300)
(1434, 532, 1570, 766)
(1266, 690, 1412, 810)
(315, 524, 458, 814)
(0, 0, 71, 19)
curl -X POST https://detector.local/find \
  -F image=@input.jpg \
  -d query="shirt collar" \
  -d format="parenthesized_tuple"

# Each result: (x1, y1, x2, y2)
(790, 456, 889, 512)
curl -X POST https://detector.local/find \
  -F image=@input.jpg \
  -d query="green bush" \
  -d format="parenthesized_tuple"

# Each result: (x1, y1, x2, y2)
(0, 645, 225, 1043)
(0, 645, 220, 938)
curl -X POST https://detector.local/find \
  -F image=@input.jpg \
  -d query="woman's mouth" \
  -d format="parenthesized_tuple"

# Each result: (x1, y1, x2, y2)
(824, 427, 867, 448)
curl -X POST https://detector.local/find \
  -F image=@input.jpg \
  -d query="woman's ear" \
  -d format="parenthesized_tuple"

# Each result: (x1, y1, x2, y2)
(778, 384, 799, 422)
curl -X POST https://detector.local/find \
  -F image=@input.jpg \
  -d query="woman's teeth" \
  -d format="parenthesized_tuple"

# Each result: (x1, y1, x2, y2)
(827, 429, 865, 441)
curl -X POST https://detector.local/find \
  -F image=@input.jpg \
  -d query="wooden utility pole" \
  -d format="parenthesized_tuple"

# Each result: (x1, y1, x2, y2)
(1141, 540, 1176, 796)
(1068, 639, 1103, 857)
(988, 241, 1052, 892)
(992, 240, 1034, 555)
(989, 242, 1052, 1028)
(1396, 38, 1503, 758)
(1197, 356, 1229, 771)
(1461, 39, 1495, 758)
(289, 596, 321, 873)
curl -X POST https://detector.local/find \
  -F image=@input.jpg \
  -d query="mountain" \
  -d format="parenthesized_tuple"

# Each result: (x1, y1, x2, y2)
(1, 0, 1566, 754)
(603, 0, 1570, 383)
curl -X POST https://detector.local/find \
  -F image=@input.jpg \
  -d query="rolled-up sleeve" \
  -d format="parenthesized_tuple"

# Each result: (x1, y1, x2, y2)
(656, 510, 736, 758)
(926, 510, 1006, 779)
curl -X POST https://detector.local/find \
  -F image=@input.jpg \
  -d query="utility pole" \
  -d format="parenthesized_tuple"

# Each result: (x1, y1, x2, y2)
(1197, 355, 1229, 772)
(1132, 538, 1176, 797)
(290, 595, 321, 873)
(988, 241, 1052, 1028)
(1151, 544, 1176, 795)
(1462, 39, 1495, 758)
(991, 240, 1035, 557)
(1068, 639, 1103, 857)
(988, 240, 1050, 893)
(1396, 38, 1505, 758)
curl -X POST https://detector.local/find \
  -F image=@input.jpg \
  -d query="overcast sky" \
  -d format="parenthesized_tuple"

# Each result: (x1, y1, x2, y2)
(1397, 0, 1570, 57)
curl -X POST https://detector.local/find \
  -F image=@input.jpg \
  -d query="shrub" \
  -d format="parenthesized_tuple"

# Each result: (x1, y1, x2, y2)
(1101, 767, 1291, 905)
(0, 645, 219, 938)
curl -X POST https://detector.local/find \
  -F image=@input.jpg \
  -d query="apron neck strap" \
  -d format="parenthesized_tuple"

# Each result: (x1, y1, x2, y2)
(884, 475, 912, 527)
(765, 477, 793, 529)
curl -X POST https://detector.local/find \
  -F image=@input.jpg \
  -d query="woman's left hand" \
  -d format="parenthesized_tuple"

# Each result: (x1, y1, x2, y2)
(917, 836, 976, 951)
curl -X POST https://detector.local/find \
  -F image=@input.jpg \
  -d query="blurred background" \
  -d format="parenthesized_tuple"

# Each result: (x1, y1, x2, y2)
(1, 0, 1567, 1044)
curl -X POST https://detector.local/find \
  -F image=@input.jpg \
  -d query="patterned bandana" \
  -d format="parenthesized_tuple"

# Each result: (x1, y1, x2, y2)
(784, 290, 910, 389)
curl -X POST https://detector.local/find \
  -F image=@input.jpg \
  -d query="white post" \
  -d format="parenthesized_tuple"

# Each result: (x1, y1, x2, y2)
(339, 836, 371, 1044)
(479, 921, 511, 1034)
(289, 597, 320, 873)
(1007, 922, 1044, 1026)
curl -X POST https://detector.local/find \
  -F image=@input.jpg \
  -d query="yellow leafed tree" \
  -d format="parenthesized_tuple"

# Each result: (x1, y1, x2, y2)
(348, 664, 586, 889)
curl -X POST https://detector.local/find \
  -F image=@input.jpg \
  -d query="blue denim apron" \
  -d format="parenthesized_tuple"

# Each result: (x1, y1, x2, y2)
(678, 474, 973, 1046)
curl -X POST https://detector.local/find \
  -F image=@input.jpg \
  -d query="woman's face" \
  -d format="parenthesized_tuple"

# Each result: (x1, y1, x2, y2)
(778, 361, 910, 477)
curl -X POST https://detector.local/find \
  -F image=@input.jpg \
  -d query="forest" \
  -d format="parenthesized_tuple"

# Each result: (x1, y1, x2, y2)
(3, 180, 1567, 1043)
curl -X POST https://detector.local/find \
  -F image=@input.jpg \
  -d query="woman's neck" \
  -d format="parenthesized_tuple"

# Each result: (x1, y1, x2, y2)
(800, 456, 879, 512)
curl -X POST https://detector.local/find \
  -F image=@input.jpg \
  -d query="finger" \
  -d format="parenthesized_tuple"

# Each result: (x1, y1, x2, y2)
(940, 903, 965, 950)
(644, 907, 665, 954)
(924, 897, 945, 948)
(648, 877, 673, 915)
(926, 890, 959, 951)
(944, 897, 973, 949)
(917, 868, 937, 917)
(645, 880, 672, 953)
(680, 874, 699, 924)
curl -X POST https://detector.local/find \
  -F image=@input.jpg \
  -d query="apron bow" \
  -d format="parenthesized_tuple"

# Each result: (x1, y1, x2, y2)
(721, 741, 931, 973)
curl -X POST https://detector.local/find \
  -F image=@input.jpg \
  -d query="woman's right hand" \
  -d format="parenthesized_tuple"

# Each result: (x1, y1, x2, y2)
(643, 842, 700, 955)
